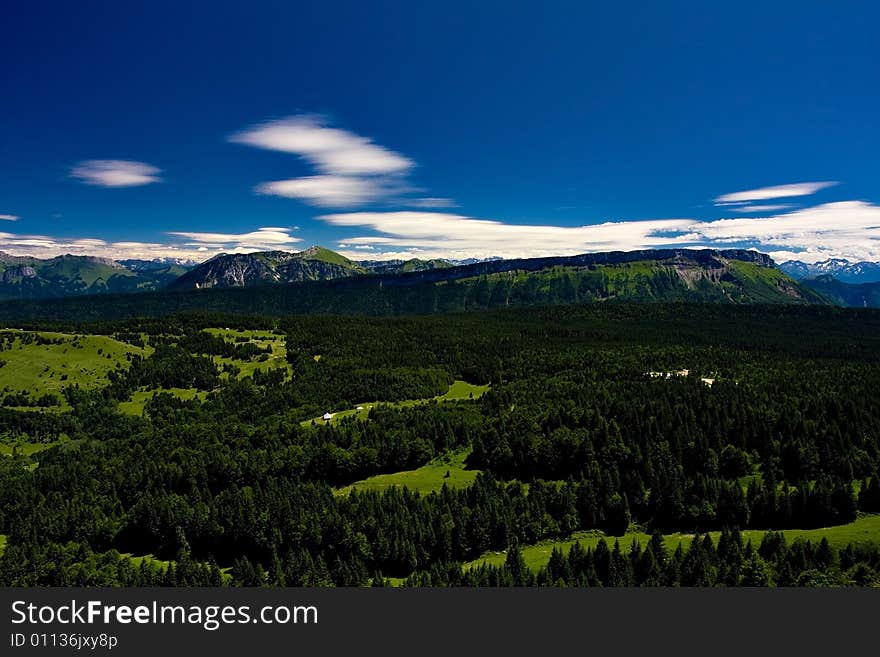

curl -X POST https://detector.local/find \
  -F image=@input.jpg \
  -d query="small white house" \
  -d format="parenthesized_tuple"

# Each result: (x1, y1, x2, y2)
(322, 412, 333, 421)
(356, 406, 364, 411)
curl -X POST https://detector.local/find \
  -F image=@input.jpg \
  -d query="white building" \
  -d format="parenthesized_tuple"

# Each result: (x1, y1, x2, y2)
(322, 412, 333, 420)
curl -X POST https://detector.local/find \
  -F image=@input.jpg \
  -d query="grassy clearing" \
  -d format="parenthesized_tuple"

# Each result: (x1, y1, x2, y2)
(465, 514, 880, 572)
(117, 329, 287, 415)
(122, 552, 172, 571)
(203, 328, 290, 380)
(118, 388, 207, 416)
(122, 552, 232, 583)
(335, 449, 479, 496)
(0, 534, 6, 558)
(305, 380, 489, 427)
(0, 440, 63, 457)
(0, 330, 146, 402)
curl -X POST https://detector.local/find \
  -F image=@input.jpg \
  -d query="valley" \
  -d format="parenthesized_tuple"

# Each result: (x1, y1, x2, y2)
(0, 303, 878, 586)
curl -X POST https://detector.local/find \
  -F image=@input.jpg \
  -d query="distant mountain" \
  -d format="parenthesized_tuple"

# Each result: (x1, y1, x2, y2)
(801, 275, 880, 308)
(360, 257, 454, 275)
(0, 248, 830, 322)
(119, 257, 198, 272)
(0, 252, 166, 300)
(779, 259, 880, 284)
(118, 258, 196, 286)
(449, 256, 503, 265)
(169, 246, 367, 289)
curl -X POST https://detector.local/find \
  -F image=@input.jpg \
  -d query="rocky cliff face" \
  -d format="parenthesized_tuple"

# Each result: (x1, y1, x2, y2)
(2, 265, 37, 283)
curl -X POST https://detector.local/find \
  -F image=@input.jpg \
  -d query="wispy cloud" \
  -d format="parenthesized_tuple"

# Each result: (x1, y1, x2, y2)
(255, 175, 403, 208)
(230, 115, 449, 208)
(406, 197, 459, 209)
(70, 160, 162, 187)
(0, 214, 19, 221)
(166, 227, 303, 252)
(714, 181, 837, 204)
(728, 204, 793, 213)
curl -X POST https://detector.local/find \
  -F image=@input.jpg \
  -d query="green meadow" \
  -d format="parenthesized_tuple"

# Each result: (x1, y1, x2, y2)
(0, 330, 147, 403)
(305, 379, 489, 426)
(203, 328, 291, 380)
(335, 449, 479, 496)
(117, 387, 208, 415)
(117, 329, 289, 415)
(0, 440, 64, 457)
(465, 514, 880, 572)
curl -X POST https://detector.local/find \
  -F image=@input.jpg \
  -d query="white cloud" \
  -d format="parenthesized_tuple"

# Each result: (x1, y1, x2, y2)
(230, 115, 450, 209)
(684, 201, 880, 263)
(0, 226, 302, 262)
(322, 211, 697, 260)
(70, 160, 162, 187)
(0, 214, 19, 221)
(1, 201, 877, 267)
(229, 115, 413, 175)
(256, 175, 393, 207)
(714, 181, 837, 204)
(322, 201, 880, 264)
(166, 227, 303, 252)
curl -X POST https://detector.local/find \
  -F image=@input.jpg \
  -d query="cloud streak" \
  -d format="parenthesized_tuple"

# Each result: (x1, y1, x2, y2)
(0, 214, 19, 221)
(70, 160, 162, 187)
(728, 204, 793, 213)
(255, 175, 405, 208)
(714, 181, 837, 204)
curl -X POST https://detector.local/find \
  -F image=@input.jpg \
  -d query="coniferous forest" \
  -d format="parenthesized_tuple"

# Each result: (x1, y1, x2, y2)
(0, 303, 879, 587)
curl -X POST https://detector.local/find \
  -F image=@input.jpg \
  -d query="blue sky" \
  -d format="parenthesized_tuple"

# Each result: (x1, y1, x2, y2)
(2, 0, 879, 263)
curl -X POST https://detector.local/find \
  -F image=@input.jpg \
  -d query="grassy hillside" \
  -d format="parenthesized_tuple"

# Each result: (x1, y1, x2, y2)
(301, 246, 362, 268)
(335, 449, 479, 496)
(466, 515, 880, 572)
(204, 328, 291, 380)
(117, 387, 207, 415)
(0, 330, 147, 402)
(117, 328, 290, 415)
(303, 379, 489, 426)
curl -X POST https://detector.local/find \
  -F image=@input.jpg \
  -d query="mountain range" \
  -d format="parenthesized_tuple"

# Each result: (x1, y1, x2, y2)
(0, 247, 842, 322)
(779, 259, 880, 284)
(0, 251, 184, 299)
(2, 246, 880, 315)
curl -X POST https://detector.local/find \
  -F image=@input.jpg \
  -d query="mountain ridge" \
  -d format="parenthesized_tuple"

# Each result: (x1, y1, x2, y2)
(0, 247, 832, 322)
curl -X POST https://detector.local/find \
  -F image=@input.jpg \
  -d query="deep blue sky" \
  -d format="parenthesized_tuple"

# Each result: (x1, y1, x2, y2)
(2, 1, 879, 263)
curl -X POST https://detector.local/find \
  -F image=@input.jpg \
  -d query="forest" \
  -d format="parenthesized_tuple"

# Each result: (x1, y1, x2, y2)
(0, 303, 879, 586)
